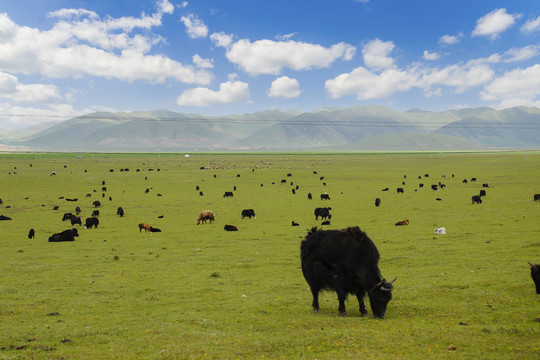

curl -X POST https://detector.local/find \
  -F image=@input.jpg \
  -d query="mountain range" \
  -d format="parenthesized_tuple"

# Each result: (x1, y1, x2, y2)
(1, 105, 539, 151)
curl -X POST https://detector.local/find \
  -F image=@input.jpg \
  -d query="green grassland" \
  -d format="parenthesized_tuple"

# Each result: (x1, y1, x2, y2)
(0, 152, 539, 359)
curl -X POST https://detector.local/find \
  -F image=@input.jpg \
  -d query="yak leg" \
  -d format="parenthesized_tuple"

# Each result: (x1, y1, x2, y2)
(310, 288, 320, 313)
(337, 291, 347, 316)
(356, 293, 368, 316)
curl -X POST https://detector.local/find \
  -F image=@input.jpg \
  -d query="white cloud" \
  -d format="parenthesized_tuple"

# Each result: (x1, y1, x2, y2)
(210, 32, 234, 48)
(472, 8, 521, 39)
(268, 76, 301, 98)
(362, 39, 395, 71)
(180, 13, 208, 39)
(521, 16, 540, 33)
(0, 8, 212, 85)
(420, 63, 494, 93)
(502, 45, 540, 62)
(423, 50, 440, 61)
(0, 72, 62, 103)
(193, 54, 213, 68)
(224, 39, 355, 76)
(481, 64, 540, 108)
(439, 33, 462, 45)
(176, 80, 249, 106)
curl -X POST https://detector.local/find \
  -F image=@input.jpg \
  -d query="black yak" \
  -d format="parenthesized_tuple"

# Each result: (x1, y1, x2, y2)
(84, 217, 99, 229)
(241, 209, 256, 219)
(529, 262, 540, 294)
(49, 229, 79, 242)
(314, 207, 332, 220)
(301, 226, 395, 318)
(224, 224, 238, 231)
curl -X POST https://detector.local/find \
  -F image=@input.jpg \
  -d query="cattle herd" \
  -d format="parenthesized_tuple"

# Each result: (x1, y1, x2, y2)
(1, 160, 539, 320)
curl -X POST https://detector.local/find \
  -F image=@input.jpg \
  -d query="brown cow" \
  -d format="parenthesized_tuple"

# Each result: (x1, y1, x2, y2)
(138, 222, 151, 232)
(395, 219, 409, 226)
(196, 210, 215, 225)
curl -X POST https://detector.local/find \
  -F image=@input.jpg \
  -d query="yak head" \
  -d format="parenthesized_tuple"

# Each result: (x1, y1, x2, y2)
(368, 277, 396, 319)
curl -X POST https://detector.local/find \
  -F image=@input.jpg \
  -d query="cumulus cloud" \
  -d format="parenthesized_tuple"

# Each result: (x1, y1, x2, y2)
(0, 6, 212, 85)
(472, 8, 521, 39)
(268, 76, 301, 98)
(176, 80, 249, 106)
(439, 33, 462, 45)
(481, 64, 540, 108)
(521, 16, 540, 33)
(362, 39, 395, 71)
(325, 39, 497, 100)
(180, 13, 208, 39)
(423, 50, 440, 61)
(223, 39, 355, 76)
(210, 32, 234, 48)
(0, 72, 62, 103)
(193, 54, 213, 68)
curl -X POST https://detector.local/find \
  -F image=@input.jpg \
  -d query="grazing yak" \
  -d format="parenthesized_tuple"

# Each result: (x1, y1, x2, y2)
(117, 207, 124, 217)
(314, 207, 332, 220)
(138, 222, 151, 232)
(307, 193, 312, 200)
(434, 227, 446, 235)
(241, 209, 256, 219)
(301, 226, 396, 318)
(479, 190, 486, 197)
(321, 220, 331, 225)
(85, 217, 99, 229)
(48, 229, 79, 242)
(395, 219, 409, 226)
(292, 221, 300, 226)
(320, 193, 330, 200)
(28, 228, 35, 239)
(75, 206, 81, 215)
(472, 195, 482, 204)
(397, 187, 404, 193)
(534, 194, 540, 201)
(92, 210, 100, 217)
(62, 212, 74, 221)
(529, 262, 540, 294)
(196, 210, 215, 225)
(70, 216, 82, 226)
(92, 200, 101, 208)
(223, 191, 234, 198)
(375, 198, 381, 207)
(224, 224, 238, 231)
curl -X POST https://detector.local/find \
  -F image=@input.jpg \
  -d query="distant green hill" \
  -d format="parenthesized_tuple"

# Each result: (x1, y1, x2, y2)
(4, 105, 539, 151)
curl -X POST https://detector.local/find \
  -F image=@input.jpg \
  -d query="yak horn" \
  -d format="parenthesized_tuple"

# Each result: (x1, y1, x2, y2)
(388, 277, 397, 284)
(530, 262, 538, 269)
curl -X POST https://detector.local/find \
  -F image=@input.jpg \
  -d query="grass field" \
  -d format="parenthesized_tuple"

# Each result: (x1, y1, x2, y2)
(0, 152, 539, 359)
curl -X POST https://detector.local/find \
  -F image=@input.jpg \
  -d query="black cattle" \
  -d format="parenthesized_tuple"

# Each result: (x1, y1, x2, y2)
(287, 173, 292, 177)
(419, 183, 424, 188)
(535, 194, 540, 201)
(49, 228, 79, 242)
(292, 221, 300, 226)
(301, 226, 395, 318)
(102, 187, 107, 192)
(199, 191, 204, 196)
(314, 207, 332, 220)
(472, 195, 482, 204)
(92, 200, 101, 208)
(53, 206, 59, 210)
(0, 215, 12, 220)
(292, 189, 296, 195)
(117, 207, 124, 217)
(307, 193, 312, 200)
(321, 220, 331, 225)
(463, 179, 468, 183)
(102, 180, 105, 185)
(529, 262, 540, 294)
(375, 198, 381, 207)
(84, 217, 99, 229)
(425, 174, 429, 178)
(28, 228, 35, 239)
(145, 188, 150, 194)
(233, 186, 237, 191)
(66, 198, 78, 202)
(70, 216, 82, 226)
(396, 188, 404, 193)
(431, 184, 438, 191)
(479, 190, 486, 197)
(92, 210, 100, 217)
(223, 191, 234, 198)
(471, 178, 477, 182)
(196, 185, 200, 191)
(241, 209, 256, 219)
(281, 179, 287, 183)
(224, 224, 238, 231)
(149, 227, 162, 232)
(381, 188, 389, 191)
(75, 206, 81, 215)
(62, 212, 74, 221)
(483, 183, 489, 188)
(320, 193, 330, 200)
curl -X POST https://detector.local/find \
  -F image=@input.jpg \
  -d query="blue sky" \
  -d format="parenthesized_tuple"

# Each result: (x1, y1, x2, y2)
(1, 0, 540, 129)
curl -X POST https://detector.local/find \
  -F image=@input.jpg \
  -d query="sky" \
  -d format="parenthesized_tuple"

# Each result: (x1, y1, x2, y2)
(1, 0, 540, 129)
